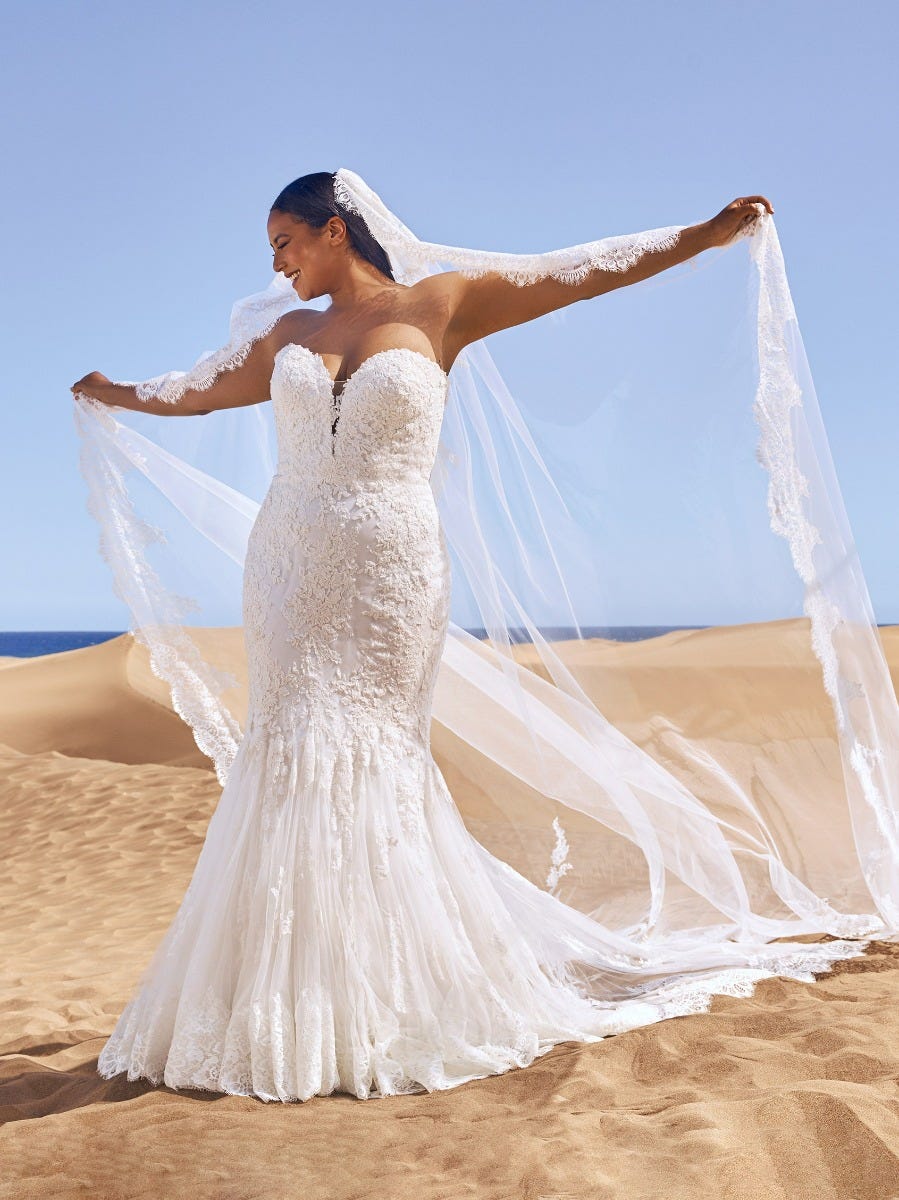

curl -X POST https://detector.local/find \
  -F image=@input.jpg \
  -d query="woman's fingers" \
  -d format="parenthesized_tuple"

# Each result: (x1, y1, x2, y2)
(71, 370, 110, 396)
(741, 194, 774, 214)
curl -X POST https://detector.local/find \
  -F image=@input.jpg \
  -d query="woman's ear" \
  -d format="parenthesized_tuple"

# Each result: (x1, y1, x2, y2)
(326, 215, 348, 245)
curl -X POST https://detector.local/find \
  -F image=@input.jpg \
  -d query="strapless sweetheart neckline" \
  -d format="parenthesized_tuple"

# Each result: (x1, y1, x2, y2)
(273, 342, 449, 401)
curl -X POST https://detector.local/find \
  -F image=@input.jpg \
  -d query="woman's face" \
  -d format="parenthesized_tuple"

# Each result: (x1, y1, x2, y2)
(267, 210, 341, 300)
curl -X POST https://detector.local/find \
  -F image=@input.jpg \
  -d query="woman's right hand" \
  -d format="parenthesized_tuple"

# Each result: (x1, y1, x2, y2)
(71, 371, 112, 401)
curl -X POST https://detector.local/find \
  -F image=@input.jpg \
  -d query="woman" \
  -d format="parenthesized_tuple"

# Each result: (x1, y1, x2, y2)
(70, 170, 895, 1103)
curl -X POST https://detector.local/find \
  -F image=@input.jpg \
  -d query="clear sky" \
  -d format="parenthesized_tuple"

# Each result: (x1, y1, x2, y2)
(2, 0, 897, 629)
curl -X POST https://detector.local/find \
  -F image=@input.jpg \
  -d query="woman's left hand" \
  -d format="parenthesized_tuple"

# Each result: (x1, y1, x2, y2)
(71, 371, 112, 400)
(706, 196, 775, 248)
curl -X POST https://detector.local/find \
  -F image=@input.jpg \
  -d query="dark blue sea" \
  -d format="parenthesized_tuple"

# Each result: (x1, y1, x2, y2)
(0, 627, 708, 659)
(0, 631, 128, 658)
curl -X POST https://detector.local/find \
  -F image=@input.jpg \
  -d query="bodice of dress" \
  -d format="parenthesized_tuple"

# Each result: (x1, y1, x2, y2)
(240, 341, 454, 752)
(270, 343, 450, 486)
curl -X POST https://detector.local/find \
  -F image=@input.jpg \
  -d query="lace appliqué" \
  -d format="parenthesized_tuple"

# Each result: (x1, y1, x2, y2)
(748, 220, 896, 929)
(73, 395, 243, 787)
(333, 168, 683, 287)
(242, 345, 451, 761)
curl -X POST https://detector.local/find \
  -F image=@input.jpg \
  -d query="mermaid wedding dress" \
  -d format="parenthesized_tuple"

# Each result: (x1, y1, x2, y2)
(94, 339, 879, 1103)
(80, 167, 899, 1104)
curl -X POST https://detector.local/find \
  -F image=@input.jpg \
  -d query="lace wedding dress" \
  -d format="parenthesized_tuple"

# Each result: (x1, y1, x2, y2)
(94, 339, 878, 1104)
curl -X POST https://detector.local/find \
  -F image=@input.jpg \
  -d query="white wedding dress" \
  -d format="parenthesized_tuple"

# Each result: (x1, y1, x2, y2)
(95, 340, 875, 1103)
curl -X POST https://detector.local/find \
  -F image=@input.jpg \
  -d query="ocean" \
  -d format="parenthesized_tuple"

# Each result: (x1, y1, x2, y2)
(0, 627, 710, 659)
(0, 631, 128, 658)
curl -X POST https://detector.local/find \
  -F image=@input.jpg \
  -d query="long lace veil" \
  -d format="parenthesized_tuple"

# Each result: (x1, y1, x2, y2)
(73, 166, 899, 964)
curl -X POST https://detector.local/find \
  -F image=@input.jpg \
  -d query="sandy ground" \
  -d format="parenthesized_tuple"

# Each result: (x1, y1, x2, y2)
(2, 625, 899, 1200)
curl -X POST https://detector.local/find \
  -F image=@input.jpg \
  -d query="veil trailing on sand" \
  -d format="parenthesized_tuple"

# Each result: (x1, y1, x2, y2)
(73, 167, 899, 970)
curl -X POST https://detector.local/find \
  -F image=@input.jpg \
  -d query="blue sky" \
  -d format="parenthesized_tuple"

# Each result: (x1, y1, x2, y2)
(2, 0, 897, 628)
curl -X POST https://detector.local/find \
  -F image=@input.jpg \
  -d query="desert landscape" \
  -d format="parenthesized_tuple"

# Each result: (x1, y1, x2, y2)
(2, 623, 899, 1199)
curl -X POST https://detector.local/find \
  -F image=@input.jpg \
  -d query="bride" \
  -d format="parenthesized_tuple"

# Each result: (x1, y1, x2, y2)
(70, 169, 899, 1103)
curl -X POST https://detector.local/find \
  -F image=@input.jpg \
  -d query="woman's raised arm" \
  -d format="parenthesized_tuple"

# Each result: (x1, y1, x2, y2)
(442, 195, 774, 348)
(70, 323, 284, 417)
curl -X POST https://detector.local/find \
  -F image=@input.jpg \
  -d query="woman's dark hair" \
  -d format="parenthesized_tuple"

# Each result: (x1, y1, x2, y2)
(270, 172, 395, 281)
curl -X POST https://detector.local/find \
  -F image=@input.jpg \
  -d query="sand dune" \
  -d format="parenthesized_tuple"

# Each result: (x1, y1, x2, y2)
(0, 634, 204, 767)
(2, 623, 899, 1198)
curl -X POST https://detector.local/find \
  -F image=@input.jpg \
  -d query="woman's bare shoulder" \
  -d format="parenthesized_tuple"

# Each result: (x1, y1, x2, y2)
(265, 308, 319, 354)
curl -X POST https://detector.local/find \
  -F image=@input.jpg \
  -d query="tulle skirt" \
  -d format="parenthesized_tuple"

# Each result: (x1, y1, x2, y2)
(96, 708, 871, 1103)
